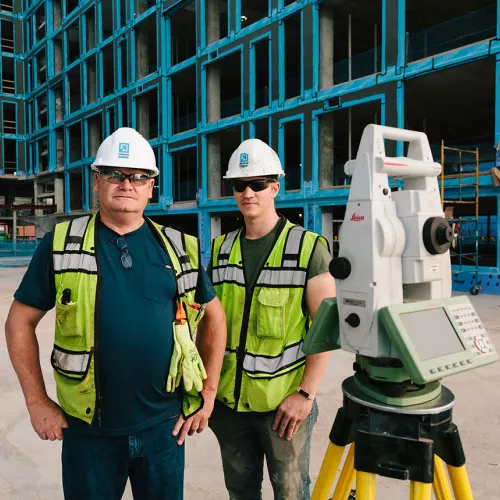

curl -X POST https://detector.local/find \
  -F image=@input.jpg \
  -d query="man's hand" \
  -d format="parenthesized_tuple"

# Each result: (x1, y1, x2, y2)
(172, 395, 215, 446)
(27, 398, 68, 441)
(272, 392, 314, 441)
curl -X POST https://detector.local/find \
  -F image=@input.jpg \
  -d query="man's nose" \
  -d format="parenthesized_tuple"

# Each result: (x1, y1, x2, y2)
(119, 177, 133, 188)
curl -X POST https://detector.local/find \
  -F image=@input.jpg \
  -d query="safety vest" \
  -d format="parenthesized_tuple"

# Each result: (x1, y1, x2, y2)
(50, 213, 204, 425)
(211, 218, 328, 412)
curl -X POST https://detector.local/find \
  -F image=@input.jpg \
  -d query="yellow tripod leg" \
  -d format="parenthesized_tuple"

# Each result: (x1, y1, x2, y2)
(447, 464, 474, 500)
(331, 444, 355, 500)
(433, 456, 453, 500)
(356, 471, 376, 500)
(410, 481, 432, 500)
(312, 443, 346, 500)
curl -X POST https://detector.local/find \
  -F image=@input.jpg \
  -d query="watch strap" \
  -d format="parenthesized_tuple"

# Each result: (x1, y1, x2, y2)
(297, 387, 315, 400)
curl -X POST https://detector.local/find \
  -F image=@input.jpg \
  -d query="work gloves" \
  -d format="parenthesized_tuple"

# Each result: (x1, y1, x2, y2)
(167, 302, 207, 393)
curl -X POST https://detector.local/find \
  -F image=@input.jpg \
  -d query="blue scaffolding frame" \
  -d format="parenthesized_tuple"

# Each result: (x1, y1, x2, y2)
(0, 0, 499, 290)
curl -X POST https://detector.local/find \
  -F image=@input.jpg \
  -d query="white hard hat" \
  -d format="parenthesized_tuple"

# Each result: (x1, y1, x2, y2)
(224, 139, 285, 179)
(91, 127, 159, 176)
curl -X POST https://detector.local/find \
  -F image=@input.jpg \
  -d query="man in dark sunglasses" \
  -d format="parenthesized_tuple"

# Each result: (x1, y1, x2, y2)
(6, 127, 227, 500)
(207, 139, 337, 500)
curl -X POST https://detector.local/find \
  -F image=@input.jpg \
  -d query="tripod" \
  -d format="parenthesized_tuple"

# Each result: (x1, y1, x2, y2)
(312, 377, 474, 500)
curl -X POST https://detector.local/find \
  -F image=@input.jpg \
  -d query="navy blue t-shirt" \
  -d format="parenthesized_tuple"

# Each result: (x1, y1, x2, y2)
(14, 219, 216, 435)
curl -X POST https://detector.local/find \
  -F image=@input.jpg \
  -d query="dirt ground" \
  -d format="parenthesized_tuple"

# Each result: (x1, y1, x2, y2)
(0, 266, 499, 499)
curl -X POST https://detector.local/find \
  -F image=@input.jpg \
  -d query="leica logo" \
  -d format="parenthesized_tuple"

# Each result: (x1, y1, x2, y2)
(350, 213, 365, 222)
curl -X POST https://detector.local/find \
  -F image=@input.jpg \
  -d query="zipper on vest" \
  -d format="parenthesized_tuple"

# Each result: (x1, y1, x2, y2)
(233, 288, 253, 411)
(92, 268, 103, 426)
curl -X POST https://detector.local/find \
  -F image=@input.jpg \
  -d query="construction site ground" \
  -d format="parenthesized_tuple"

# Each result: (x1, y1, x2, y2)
(0, 267, 499, 499)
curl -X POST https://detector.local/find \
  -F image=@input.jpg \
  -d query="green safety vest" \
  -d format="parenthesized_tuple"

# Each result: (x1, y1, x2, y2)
(50, 213, 204, 425)
(211, 218, 328, 412)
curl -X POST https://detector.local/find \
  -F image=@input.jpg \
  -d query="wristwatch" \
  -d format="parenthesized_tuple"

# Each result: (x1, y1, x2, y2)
(297, 387, 315, 400)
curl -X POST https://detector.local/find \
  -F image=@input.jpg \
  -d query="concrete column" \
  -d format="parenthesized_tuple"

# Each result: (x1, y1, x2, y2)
(206, 0, 220, 45)
(89, 120, 101, 157)
(207, 134, 221, 199)
(56, 130, 64, 168)
(87, 58, 97, 104)
(55, 177, 64, 213)
(207, 66, 221, 123)
(321, 209, 334, 249)
(53, 0, 62, 29)
(210, 214, 221, 240)
(88, 173, 99, 210)
(54, 38, 63, 74)
(33, 180, 42, 217)
(136, 96, 149, 139)
(87, 10, 95, 49)
(136, 28, 149, 79)
(55, 89, 64, 122)
(319, 2, 334, 90)
(319, 113, 334, 187)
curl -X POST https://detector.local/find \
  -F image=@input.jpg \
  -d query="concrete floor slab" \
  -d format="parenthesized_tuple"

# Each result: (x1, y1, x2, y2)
(0, 267, 499, 499)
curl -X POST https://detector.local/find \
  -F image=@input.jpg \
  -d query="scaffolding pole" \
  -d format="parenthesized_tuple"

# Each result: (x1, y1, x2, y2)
(440, 141, 481, 294)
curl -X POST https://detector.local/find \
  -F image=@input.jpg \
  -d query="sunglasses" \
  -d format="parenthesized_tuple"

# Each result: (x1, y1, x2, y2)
(115, 236, 132, 270)
(232, 179, 274, 193)
(100, 169, 152, 186)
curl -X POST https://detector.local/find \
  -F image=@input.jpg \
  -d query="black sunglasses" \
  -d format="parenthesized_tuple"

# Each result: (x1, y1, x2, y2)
(232, 179, 274, 193)
(100, 169, 152, 186)
(115, 236, 132, 270)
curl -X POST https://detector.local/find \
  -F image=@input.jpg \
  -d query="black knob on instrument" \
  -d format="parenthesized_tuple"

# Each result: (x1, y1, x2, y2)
(423, 217, 453, 255)
(329, 258, 351, 280)
(345, 313, 360, 328)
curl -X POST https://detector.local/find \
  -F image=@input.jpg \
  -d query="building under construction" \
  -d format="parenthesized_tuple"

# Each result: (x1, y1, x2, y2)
(0, 0, 499, 293)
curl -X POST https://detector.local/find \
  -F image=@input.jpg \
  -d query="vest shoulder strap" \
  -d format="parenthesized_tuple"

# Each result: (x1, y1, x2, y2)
(53, 215, 93, 253)
(215, 230, 239, 267)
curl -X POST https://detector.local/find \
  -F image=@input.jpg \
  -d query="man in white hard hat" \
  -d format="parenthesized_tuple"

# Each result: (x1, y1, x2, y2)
(5, 127, 226, 499)
(207, 139, 336, 499)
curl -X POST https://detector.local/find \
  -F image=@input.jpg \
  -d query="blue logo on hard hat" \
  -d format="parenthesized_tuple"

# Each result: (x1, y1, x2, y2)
(240, 153, 249, 168)
(118, 143, 130, 159)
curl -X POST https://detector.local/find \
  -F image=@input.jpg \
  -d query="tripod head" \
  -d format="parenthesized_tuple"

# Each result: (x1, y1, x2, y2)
(305, 125, 498, 405)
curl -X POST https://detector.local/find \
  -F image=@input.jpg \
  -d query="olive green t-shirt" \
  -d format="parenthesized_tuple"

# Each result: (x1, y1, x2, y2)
(209, 217, 332, 291)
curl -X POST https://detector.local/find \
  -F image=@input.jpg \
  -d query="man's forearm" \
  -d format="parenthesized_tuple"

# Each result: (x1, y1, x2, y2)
(5, 318, 49, 408)
(197, 299, 227, 398)
(299, 352, 331, 396)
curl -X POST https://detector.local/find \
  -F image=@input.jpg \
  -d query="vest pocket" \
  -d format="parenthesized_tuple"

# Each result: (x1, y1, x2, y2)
(55, 294, 81, 338)
(256, 288, 289, 339)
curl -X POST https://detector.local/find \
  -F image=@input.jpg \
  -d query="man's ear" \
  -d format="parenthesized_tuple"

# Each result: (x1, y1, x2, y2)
(148, 178, 155, 199)
(272, 180, 281, 198)
(93, 174, 99, 193)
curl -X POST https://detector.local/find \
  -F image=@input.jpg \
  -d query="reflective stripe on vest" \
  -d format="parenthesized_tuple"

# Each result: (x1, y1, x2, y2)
(53, 253, 98, 274)
(257, 268, 307, 287)
(164, 227, 192, 273)
(243, 341, 306, 376)
(52, 346, 91, 375)
(218, 231, 239, 266)
(282, 226, 306, 268)
(177, 270, 199, 295)
(212, 265, 245, 286)
(64, 216, 92, 251)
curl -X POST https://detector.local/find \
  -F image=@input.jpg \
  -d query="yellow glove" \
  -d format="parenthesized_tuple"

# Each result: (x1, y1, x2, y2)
(174, 303, 207, 393)
(166, 331, 183, 392)
(175, 321, 207, 392)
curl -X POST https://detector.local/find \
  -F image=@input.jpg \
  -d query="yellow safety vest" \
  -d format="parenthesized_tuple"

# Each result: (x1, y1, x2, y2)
(51, 213, 203, 425)
(211, 218, 328, 412)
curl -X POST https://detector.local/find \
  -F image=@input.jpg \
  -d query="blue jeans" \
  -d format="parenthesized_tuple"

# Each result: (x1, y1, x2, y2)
(62, 415, 184, 500)
(209, 400, 319, 500)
